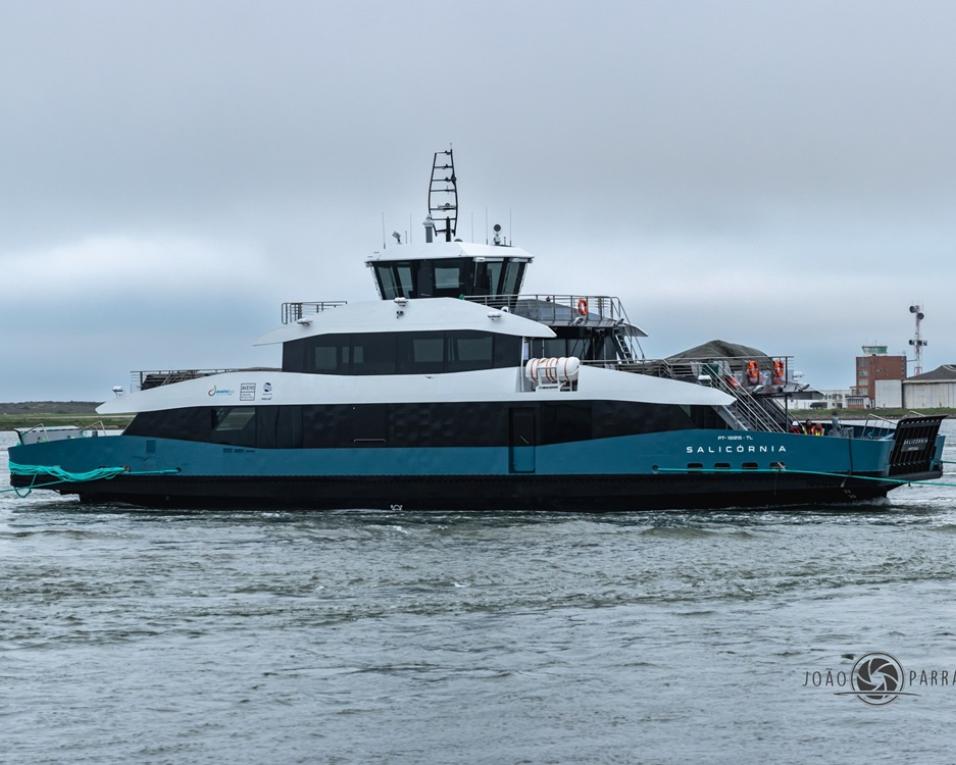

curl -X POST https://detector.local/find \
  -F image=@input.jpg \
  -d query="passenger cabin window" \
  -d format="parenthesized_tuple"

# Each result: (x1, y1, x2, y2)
(372, 257, 527, 299)
(530, 332, 617, 361)
(282, 331, 521, 375)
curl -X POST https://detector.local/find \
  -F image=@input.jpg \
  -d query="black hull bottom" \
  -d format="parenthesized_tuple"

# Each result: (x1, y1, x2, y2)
(16, 472, 900, 511)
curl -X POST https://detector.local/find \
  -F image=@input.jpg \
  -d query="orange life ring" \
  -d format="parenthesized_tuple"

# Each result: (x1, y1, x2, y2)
(772, 359, 785, 385)
(745, 359, 760, 385)
(576, 298, 588, 316)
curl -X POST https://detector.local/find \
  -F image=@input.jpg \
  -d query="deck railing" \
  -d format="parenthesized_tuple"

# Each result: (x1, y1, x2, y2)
(281, 301, 348, 324)
(581, 355, 796, 432)
(463, 294, 632, 327)
(130, 368, 279, 392)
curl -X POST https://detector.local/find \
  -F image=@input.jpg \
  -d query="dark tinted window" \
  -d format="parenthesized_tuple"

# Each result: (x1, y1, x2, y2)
(447, 332, 493, 372)
(540, 403, 593, 443)
(351, 404, 388, 444)
(375, 265, 399, 299)
(474, 260, 503, 294)
(313, 337, 347, 373)
(124, 400, 727, 448)
(210, 407, 257, 446)
(283, 331, 522, 374)
(397, 332, 445, 374)
(282, 339, 306, 372)
(501, 261, 524, 294)
(124, 406, 210, 441)
(494, 334, 522, 368)
(351, 333, 397, 374)
(370, 258, 529, 299)
(434, 264, 462, 291)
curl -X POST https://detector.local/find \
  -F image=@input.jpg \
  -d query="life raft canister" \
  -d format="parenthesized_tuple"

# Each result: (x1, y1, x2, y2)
(746, 359, 760, 385)
(772, 358, 786, 385)
(576, 297, 589, 316)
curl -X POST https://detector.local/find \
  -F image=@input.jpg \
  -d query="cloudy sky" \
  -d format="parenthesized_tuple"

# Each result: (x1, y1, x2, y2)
(1, 0, 954, 401)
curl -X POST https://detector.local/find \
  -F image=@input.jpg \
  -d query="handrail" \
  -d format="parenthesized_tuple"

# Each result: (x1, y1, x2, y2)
(281, 301, 348, 324)
(582, 356, 788, 432)
(463, 293, 630, 323)
(129, 367, 280, 392)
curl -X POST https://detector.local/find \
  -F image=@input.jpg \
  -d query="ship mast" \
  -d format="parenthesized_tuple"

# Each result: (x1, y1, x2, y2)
(428, 147, 458, 242)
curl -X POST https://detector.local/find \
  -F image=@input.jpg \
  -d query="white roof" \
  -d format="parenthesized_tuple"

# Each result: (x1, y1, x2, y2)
(99, 365, 733, 415)
(255, 297, 556, 346)
(366, 241, 534, 262)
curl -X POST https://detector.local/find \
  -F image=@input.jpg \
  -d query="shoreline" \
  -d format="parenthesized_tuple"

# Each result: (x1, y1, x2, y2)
(789, 408, 955, 420)
(1, 414, 133, 431)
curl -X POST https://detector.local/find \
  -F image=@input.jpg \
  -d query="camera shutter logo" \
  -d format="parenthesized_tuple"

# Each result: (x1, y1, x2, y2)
(851, 653, 905, 705)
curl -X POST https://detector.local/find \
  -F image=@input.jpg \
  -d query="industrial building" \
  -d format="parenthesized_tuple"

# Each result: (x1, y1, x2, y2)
(902, 364, 956, 408)
(853, 345, 906, 405)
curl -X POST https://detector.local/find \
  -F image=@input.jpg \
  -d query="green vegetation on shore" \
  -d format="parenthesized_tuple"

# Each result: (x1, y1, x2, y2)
(0, 402, 131, 431)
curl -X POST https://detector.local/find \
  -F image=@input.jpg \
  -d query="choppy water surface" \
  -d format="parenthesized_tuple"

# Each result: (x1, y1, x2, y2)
(2, 424, 956, 764)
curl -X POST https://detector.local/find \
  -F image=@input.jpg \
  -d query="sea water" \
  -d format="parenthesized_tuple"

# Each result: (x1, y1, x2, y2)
(2, 424, 955, 764)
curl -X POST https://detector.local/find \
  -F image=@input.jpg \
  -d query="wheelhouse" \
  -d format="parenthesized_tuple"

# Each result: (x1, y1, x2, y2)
(367, 242, 532, 300)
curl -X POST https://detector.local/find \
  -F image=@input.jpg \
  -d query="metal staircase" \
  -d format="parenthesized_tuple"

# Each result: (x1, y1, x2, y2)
(611, 324, 636, 362)
(593, 356, 791, 433)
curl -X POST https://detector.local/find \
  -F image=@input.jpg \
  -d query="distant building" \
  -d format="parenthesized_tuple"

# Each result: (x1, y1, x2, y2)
(855, 346, 906, 404)
(820, 389, 851, 409)
(902, 364, 956, 408)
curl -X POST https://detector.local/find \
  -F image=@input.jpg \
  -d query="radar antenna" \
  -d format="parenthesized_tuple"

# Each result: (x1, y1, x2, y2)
(428, 147, 458, 241)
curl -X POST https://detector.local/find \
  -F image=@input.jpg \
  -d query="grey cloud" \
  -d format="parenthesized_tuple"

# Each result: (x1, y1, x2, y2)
(1, 0, 954, 399)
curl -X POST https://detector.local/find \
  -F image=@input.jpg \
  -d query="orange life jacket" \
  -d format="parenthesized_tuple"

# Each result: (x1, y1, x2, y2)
(746, 360, 760, 385)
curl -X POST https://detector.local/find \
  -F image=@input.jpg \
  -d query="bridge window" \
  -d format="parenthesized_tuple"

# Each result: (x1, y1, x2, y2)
(434, 264, 463, 291)
(372, 257, 527, 299)
(502, 260, 525, 295)
(475, 260, 503, 294)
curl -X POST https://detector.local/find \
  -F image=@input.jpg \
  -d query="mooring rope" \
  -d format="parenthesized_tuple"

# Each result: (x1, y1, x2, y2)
(653, 466, 956, 489)
(3, 462, 180, 498)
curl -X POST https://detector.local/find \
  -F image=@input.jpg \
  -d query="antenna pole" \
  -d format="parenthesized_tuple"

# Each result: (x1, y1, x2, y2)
(381, 212, 386, 250)
(484, 207, 488, 245)
(909, 304, 927, 376)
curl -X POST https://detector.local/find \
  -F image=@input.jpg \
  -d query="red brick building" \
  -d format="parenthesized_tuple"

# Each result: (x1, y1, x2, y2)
(855, 348, 906, 403)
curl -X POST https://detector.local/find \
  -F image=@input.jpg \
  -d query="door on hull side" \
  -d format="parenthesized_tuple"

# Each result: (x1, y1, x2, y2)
(509, 408, 536, 473)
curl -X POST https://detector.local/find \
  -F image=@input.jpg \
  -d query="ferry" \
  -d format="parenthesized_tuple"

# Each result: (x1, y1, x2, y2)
(8, 150, 947, 509)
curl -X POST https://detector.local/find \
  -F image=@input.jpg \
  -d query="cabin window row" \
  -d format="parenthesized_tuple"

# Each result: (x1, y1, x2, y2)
(282, 330, 522, 375)
(124, 401, 728, 449)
